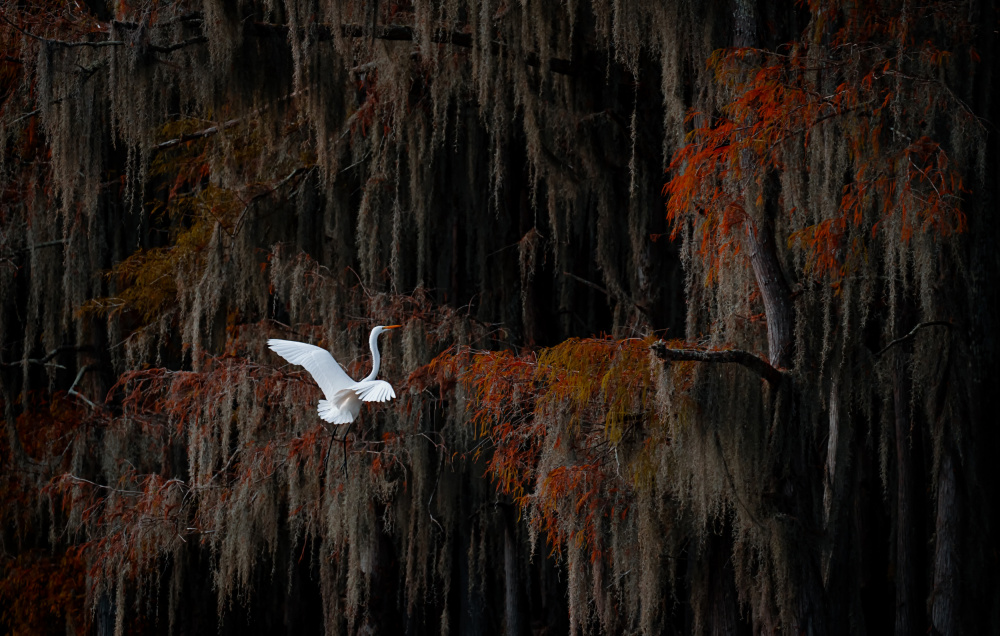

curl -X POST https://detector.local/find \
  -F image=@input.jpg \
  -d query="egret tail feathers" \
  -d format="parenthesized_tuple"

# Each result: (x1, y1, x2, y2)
(318, 399, 355, 424)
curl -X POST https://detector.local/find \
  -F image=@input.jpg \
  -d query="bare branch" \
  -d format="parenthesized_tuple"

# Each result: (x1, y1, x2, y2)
(650, 340, 783, 386)
(249, 20, 577, 75)
(149, 36, 208, 53)
(231, 166, 313, 236)
(18, 239, 65, 253)
(0, 13, 124, 47)
(67, 364, 98, 409)
(63, 474, 143, 496)
(563, 271, 653, 317)
(0, 344, 92, 368)
(562, 271, 609, 296)
(151, 118, 241, 153)
(876, 321, 953, 357)
(7, 108, 40, 126)
(151, 91, 305, 155)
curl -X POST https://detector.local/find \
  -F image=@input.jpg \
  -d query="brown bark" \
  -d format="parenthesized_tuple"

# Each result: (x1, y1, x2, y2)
(731, 0, 796, 370)
(892, 351, 921, 636)
(744, 218, 795, 369)
(650, 340, 783, 386)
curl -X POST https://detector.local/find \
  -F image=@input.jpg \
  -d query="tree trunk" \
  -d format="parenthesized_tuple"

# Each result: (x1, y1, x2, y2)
(893, 348, 922, 635)
(745, 218, 796, 368)
(504, 509, 524, 636)
(931, 447, 959, 635)
(732, 0, 796, 370)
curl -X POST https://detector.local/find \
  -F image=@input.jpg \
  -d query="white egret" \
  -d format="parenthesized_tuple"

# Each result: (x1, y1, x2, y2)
(268, 325, 401, 423)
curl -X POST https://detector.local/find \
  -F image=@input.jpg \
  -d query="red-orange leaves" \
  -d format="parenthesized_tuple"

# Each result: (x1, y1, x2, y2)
(454, 337, 660, 555)
(0, 548, 89, 636)
(665, 0, 974, 281)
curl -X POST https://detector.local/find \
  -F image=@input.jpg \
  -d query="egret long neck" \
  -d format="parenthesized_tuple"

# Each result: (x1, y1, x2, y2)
(363, 329, 381, 381)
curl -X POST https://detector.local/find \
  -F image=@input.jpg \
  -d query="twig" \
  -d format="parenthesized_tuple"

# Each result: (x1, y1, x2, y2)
(650, 340, 783, 386)
(149, 36, 208, 54)
(67, 364, 97, 408)
(7, 109, 39, 126)
(151, 91, 305, 155)
(21, 239, 65, 252)
(64, 474, 143, 496)
(231, 166, 312, 237)
(563, 271, 653, 317)
(563, 271, 609, 296)
(428, 452, 444, 534)
(151, 118, 241, 153)
(875, 321, 952, 358)
(714, 431, 766, 529)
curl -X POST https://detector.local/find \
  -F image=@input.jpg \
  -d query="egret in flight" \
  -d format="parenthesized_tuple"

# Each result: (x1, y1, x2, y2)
(268, 325, 401, 423)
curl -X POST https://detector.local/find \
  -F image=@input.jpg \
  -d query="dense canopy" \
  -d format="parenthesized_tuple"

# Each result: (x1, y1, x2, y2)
(0, 1, 997, 634)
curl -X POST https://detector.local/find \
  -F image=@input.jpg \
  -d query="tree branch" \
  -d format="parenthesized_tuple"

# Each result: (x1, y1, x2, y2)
(876, 320, 953, 357)
(7, 11, 577, 76)
(1, 12, 204, 53)
(650, 340, 783, 386)
(67, 364, 98, 409)
(562, 271, 653, 318)
(151, 91, 304, 155)
(149, 36, 208, 53)
(0, 13, 125, 48)
(231, 166, 313, 237)
(248, 21, 577, 75)
(151, 118, 241, 153)
(0, 344, 93, 368)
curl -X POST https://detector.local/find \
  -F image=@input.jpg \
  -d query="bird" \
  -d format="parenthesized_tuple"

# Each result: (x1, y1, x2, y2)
(267, 325, 401, 424)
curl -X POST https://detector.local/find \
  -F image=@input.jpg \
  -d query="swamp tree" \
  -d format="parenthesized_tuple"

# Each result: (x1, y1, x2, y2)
(0, 0, 997, 635)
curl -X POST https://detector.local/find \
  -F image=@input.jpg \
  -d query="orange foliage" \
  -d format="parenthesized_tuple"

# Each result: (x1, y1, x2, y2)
(664, 0, 973, 280)
(437, 337, 660, 556)
(0, 548, 90, 635)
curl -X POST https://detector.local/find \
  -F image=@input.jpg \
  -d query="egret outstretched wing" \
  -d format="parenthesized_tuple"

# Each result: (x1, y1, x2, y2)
(350, 380, 396, 402)
(267, 339, 353, 400)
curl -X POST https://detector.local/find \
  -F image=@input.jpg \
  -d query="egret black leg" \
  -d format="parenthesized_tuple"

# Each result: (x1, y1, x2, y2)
(325, 432, 336, 469)
(340, 422, 353, 479)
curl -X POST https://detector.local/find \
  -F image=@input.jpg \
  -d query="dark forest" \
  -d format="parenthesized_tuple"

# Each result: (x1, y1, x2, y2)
(0, 0, 998, 634)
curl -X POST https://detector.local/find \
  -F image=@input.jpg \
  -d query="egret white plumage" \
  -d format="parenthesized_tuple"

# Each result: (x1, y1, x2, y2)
(268, 325, 401, 423)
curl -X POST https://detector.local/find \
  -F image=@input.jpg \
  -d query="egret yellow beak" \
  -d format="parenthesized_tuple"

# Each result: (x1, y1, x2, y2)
(384, 325, 401, 330)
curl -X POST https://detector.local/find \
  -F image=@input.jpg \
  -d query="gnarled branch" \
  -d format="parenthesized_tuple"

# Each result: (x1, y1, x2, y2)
(650, 340, 783, 386)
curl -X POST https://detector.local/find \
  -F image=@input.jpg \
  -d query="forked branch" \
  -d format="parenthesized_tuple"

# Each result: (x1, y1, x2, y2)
(650, 340, 783, 386)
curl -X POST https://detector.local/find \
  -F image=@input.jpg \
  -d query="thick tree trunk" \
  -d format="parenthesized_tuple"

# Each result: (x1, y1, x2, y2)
(730, 4, 825, 634)
(931, 448, 959, 635)
(744, 218, 796, 368)
(503, 509, 524, 636)
(893, 349, 922, 636)
(732, 0, 796, 370)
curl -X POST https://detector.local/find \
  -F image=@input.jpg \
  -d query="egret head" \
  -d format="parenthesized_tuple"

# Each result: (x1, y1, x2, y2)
(373, 324, 401, 337)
